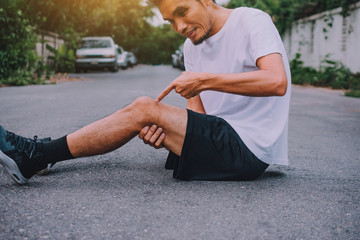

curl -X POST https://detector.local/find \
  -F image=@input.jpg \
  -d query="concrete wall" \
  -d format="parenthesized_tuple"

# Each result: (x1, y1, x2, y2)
(282, 2, 360, 73)
(36, 30, 64, 66)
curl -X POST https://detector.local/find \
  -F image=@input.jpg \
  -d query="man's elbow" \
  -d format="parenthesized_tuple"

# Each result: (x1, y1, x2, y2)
(274, 75, 287, 96)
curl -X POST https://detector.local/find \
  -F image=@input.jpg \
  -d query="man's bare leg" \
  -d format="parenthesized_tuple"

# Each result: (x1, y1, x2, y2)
(0, 96, 187, 184)
(67, 96, 187, 158)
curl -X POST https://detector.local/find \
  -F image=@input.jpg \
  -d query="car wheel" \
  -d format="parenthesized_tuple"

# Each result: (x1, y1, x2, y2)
(121, 63, 128, 70)
(111, 62, 118, 72)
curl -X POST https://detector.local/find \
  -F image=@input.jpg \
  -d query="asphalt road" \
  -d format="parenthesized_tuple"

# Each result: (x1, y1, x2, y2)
(0, 65, 359, 240)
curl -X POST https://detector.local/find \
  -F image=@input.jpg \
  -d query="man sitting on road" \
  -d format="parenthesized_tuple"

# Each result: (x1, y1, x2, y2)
(0, 0, 291, 185)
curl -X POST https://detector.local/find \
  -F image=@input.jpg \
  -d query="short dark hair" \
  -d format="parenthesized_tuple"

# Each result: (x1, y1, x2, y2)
(148, 0, 216, 7)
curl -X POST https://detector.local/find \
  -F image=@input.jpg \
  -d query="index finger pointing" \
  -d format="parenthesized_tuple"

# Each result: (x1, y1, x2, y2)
(156, 83, 174, 102)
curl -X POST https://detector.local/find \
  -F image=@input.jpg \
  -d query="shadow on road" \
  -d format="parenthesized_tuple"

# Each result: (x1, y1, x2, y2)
(259, 171, 286, 180)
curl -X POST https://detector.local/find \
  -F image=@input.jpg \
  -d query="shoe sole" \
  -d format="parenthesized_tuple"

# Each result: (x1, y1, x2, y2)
(0, 150, 28, 185)
(37, 163, 55, 175)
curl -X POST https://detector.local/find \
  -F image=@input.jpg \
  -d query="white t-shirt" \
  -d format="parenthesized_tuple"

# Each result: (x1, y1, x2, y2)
(184, 7, 291, 165)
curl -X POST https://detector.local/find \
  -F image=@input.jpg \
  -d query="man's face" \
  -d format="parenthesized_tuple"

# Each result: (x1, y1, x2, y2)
(159, 0, 214, 45)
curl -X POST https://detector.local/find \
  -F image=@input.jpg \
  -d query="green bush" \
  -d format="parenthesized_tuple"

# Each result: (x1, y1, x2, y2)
(47, 44, 75, 73)
(1, 68, 46, 86)
(289, 53, 318, 85)
(345, 90, 360, 98)
(0, 0, 45, 86)
(318, 59, 355, 89)
(290, 53, 360, 97)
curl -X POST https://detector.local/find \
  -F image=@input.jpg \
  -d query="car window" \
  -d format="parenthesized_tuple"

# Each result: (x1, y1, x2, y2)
(80, 40, 111, 48)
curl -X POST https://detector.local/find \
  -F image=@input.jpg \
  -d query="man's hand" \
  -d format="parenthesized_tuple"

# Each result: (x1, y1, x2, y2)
(138, 125, 165, 149)
(156, 71, 208, 102)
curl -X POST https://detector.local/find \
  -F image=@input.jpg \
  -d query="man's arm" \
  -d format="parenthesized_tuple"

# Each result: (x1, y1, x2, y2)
(141, 53, 287, 148)
(199, 53, 287, 97)
(157, 53, 287, 101)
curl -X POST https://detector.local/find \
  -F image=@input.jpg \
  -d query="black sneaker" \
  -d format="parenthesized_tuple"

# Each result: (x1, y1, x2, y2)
(0, 126, 49, 184)
(35, 137, 56, 175)
(37, 162, 56, 175)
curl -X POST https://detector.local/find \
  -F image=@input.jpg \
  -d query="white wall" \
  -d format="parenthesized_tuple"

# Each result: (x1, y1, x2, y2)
(282, 2, 360, 73)
(36, 31, 64, 66)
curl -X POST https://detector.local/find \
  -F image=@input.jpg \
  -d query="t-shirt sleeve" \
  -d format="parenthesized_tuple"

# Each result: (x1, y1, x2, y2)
(247, 10, 283, 66)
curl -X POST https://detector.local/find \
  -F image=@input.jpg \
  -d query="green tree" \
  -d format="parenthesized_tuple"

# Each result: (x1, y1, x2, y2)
(137, 24, 186, 64)
(0, 0, 43, 85)
(20, 0, 154, 49)
(226, 0, 359, 34)
(19, 0, 183, 64)
(1, 0, 186, 85)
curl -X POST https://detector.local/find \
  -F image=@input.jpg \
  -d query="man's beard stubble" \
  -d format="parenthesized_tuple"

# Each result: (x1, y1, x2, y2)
(192, 26, 213, 45)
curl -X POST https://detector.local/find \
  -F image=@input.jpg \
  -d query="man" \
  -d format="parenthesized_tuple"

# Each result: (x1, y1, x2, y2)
(0, 0, 291, 185)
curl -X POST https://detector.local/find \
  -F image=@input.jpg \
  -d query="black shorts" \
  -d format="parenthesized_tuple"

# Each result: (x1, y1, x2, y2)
(165, 109, 269, 181)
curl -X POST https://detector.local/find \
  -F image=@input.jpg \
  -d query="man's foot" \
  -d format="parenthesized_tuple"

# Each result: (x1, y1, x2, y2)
(30, 138, 56, 177)
(34, 136, 56, 175)
(0, 126, 49, 185)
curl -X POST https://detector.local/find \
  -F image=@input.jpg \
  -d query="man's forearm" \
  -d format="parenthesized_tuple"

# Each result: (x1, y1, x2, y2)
(199, 53, 288, 97)
(202, 70, 287, 97)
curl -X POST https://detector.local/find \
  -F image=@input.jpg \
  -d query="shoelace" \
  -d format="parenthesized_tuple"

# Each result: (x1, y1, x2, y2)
(5, 131, 39, 158)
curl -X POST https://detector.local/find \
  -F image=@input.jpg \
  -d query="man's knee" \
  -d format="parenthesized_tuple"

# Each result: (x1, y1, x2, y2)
(131, 96, 158, 111)
(122, 96, 159, 122)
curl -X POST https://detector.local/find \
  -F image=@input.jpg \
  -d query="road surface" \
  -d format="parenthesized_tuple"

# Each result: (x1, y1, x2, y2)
(0, 65, 359, 239)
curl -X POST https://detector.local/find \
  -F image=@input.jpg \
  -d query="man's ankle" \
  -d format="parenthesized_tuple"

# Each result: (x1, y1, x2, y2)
(42, 136, 74, 163)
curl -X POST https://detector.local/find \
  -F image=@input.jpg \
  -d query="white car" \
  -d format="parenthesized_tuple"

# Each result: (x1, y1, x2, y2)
(171, 44, 185, 70)
(126, 52, 137, 67)
(75, 36, 127, 72)
(116, 46, 129, 70)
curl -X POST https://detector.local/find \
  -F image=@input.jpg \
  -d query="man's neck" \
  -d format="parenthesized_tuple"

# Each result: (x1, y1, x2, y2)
(209, 6, 233, 37)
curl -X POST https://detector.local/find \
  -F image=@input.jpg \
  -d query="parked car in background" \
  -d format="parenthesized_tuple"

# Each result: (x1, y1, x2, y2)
(75, 36, 127, 72)
(126, 52, 137, 67)
(75, 36, 118, 72)
(116, 46, 129, 70)
(171, 44, 185, 70)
